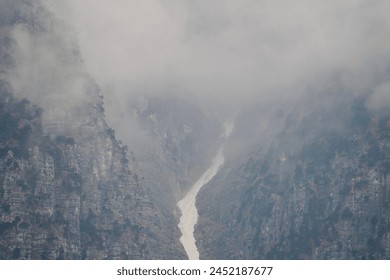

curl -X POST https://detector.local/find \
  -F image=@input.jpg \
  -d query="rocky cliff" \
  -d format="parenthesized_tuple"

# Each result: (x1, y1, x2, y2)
(4, 0, 390, 261)
(196, 91, 390, 259)
(0, 0, 186, 259)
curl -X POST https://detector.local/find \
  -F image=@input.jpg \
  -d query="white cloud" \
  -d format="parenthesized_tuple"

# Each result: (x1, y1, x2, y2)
(32, 0, 390, 117)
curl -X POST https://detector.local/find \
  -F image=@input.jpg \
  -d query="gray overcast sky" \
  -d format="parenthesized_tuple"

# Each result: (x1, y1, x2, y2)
(43, 0, 390, 116)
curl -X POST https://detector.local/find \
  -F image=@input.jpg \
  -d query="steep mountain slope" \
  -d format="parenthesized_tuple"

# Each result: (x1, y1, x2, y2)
(126, 95, 221, 217)
(196, 91, 390, 259)
(106, 94, 222, 260)
(4, 0, 390, 261)
(0, 0, 186, 259)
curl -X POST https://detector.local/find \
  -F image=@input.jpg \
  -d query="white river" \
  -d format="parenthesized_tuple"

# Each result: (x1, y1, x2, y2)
(177, 122, 233, 259)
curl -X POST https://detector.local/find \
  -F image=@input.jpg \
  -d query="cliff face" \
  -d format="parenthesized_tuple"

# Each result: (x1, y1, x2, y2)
(196, 92, 390, 259)
(4, 0, 390, 261)
(0, 0, 186, 259)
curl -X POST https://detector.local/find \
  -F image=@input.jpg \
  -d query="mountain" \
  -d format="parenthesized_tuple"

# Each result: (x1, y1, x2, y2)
(196, 90, 390, 259)
(2, 0, 390, 260)
(0, 0, 186, 259)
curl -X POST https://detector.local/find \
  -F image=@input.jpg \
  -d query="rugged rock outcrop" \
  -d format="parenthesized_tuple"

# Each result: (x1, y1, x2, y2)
(0, 81, 188, 259)
(0, 0, 186, 259)
(196, 92, 390, 259)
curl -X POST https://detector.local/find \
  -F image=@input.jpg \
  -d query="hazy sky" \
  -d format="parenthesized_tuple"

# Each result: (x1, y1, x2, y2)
(38, 0, 390, 117)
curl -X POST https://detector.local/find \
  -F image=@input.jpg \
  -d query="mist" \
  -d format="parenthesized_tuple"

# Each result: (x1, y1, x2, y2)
(2, 0, 388, 146)
(38, 1, 387, 121)
(3, 0, 390, 261)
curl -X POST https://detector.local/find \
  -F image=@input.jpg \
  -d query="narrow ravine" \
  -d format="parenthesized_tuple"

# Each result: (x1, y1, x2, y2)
(177, 121, 234, 259)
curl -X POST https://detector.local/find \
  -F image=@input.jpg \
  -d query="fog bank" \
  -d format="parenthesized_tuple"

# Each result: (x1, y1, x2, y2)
(41, 0, 390, 120)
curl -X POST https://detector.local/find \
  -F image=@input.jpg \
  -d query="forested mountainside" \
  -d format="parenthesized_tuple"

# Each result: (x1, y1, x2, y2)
(196, 91, 390, 259)
(0, 0, 186, 259)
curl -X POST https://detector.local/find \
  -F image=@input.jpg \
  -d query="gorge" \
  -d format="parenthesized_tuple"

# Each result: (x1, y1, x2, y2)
(177, 122, 233, 259)
(1, 0, 390, 260)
